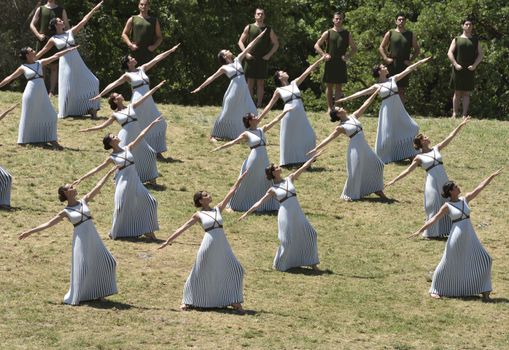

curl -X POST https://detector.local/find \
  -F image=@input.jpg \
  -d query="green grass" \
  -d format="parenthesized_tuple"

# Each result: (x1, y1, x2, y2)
(1, 91, 508, 349)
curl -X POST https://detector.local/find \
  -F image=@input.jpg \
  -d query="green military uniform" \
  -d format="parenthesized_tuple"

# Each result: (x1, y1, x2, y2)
(450, 36, 479, 91)
(323, 29, 350, 84)
(130, 15, 158, 65)
(35, 5, 64, 58)
(244, 24, 272, 79)
(387, 29, 413, 88)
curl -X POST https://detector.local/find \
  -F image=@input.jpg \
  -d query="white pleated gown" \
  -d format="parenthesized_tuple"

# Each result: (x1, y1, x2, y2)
(127, 67, 168, 153)
(376, 77, 419, 163)
(416, 147, 452, 238)
(211, 58, 257, 140)
(340, 116, 384, 200)
(113, 105, 158, 182)
(228, 128, 279, 212)
(183, 207, 244, 308)
(272, 178, 319, 271)
(18, 61, 58, 144)
(0, 166, 12, 206)
(63, 200, 117, 305)
(109, 147, 159, 239)
(277, 81, 316, 166)
(430, 198, 492, 297)
(53, 31, 99, 118)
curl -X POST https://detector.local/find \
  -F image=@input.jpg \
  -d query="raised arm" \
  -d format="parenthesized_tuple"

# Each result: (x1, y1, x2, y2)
(393, 56, 431, 82)
(409, 204, 449, 238)
(82, 166, 117, 203)
(141, 43, 181, 72)
(216, 170, 249, 211)
(191, 67, 225, 94)
(294, 55, 326, 87)
(132, 80, 165, 109)
(0, 67, 24, 88)
(352, 87, 381, 118)
(35, 38, 55, 60)
(436, 116, 470, 151)
(40, 46, 79, 66)
(157, 213, 199, 250)
(336, 85, 377, 104)
(261, 28, 279, 60)
(18, 211, 66, 240)
(79, 116, 115, 132)
(121, 17, 137, 51)
(238, 190, 275, 221)
(464, 168, 502, 203)
(71, 1, 103, 35)
(91, 74, 130, 101)
(261, 106, 293, 132)
(73, 158, 113, 186)
(237, 28, 267, 62)
(385, 158, 420, 188)
(30, 7, 45, 41)
(212, 133, 247, 152)
(309, 126, 343, 156)
(0, 103, 19, 121)
(147, 19, 163, 53)
(289, 150, 322, 182)
(257, 90, 280, 120)
(127, 116, 163, 150)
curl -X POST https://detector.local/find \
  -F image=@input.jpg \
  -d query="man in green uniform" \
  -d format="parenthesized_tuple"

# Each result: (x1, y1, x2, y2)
(314, 12, 357, 113)
(379, 12, 420, 103)
(121, 0, 162, 65)
(238, 8, 279, 107)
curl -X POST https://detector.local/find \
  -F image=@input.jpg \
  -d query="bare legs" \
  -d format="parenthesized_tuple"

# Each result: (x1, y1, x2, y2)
(247, 78, 265, 107)
(398, 87, 406, 105)
(326, 83, 343, 112)
(49, 63, 58, 96)
(452, 90, 471, 118)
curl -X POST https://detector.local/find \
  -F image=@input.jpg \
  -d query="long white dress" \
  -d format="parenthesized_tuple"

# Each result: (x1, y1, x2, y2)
(430, 198, 492, 297)
(127, 67, 167, 153)
(228, 128, 279, 212)
(182, 207, 244, 308)
(113, 105, 158, 182)
(63, 200, 117, 305)
(340, 116, 385, 200)
(53, 30, 100, 118)
(211, 58, 257, 140)
(272, 177, 319, 271)
(415, 146, 452, 238)
(0, 166, 12, 206)
(18, 61, 58, 144)
(109, 147, 159, 239)
(375, 77, 419, 163)
(277, 81, 316, 166)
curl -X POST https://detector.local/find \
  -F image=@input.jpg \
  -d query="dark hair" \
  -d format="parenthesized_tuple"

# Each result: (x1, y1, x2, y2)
(333, 12, 344, 19)
(18, 47, 31, 61)
(217, 50, 227, 65)
(395, 12, 406, 20)
(103, 134, 113, 150)
(442, 181, 455, 198)
(108, 93, 119, 111)
(273, 71, 282, 87)
(193, 191, 204, 207)
(255, 7, 264, 13)
(58, 186, 68, 202)
(372, 64, 382, 78)
(413, 133, 424, 150)
(265, 164, 276, 180)
(120, 55, 131, 71)
(329, 110, 340, 122)
(242, 113, 256, 128)
(462, 18, 474, 25)
(49, 18, 58, 32)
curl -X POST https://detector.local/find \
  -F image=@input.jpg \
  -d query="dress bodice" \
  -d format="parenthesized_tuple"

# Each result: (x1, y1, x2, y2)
(126, 67, 150, 90)
(417, 146, 444, 172)
(53, 30, 76, 50)
(64, 200, 93, 227)
(277, 81, 302, 104)
(110, 147, 135, 170)
(113, 105, 138, 127)
(198, 207, 224, 232)
(246, 128, 266, 149)
(378, 77, 399, 99)
(446, 198, 471, 222)
(21, 61, 44, 80)
(341, 115, 363, 138)
(223, 58, 244, 79)
(272, 178, 297, 203)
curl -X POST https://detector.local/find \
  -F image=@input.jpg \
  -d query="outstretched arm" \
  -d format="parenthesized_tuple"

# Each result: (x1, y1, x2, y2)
(83, 166, 117, 203)
(238, 190, 275, 221)
(127, 116, 163, 150)
(71, 1, 103, 35)
(385, 158, 420, 188)
(79, 116, 115, 132)
(0, 103, 19, 121)
(40, 46, 79, 66)
(393, 56, 431, 82)
(436, 116, 470, 151)
(212, 133, 247, 152)
(289, 150, 323, 182)
(294, 55, 326, 87)
(409, 204, 449, 238)
(141, 43, 181, 72)
(237, 28, 267, 62)
(91, 74, 130, 101)
(18, 211, 66, 240)
(157, 214, 199, 249)
(0, 67, 24, 88)
(257, 90, 280, 120)
(132, 80, 165, 109)
(261, 106, 293, 132)
(464, 168, 503, 203)
(352, 87, 381, 118)
(191, 67, 225, 94)
(309, 127, 343, 155)
(35, 38, 55, 60)
(216, 169, 250, 211)
(336, 85, 378, 104)
(73, 158, 113, 186)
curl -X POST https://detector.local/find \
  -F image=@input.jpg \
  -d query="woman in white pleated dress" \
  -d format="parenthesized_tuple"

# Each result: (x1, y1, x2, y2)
(191, 30, 268, 141)
(0, 105, 17, 208)
(74, 117, 163, 240)
(309, 88, 387, 201)
(411, 169, 502, 300)
(91, 44, 180, 158)
(37, 1, 103, 118)
(158, 172, 248, 312)
(257, 56, 325, 167)
(0, 47, 74, 146)
(337, 57, 431, 164)
(18, 167, 118, 305)
(386, 117, 471, 238)
(240, 152, 321, 272)
(80, 81, 167, 184)
(212, 108, 293, 212)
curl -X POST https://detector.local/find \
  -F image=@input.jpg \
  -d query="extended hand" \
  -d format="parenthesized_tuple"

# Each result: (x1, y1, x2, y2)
(467, 65, 475, 71)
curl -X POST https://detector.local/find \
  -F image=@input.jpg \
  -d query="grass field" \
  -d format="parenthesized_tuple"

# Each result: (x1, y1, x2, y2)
(1, 90, 508, 349)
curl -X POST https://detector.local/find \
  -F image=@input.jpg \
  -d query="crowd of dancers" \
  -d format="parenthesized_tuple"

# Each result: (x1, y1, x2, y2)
(0, 2, 503, 311)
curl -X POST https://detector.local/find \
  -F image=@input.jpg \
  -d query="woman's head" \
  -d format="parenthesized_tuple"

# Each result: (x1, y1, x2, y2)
(413, 133, 429, 150)
(49, 17, 64, 32)
(193, 191, 211, 207)
(103, 133, 119, 150)
(108, 93, 124, 110)
(218, 49, 232, 65)
(273, 70, 288, 87)
(329, 107, 347, 122)
(58, 184, 76, 202)
(372, 64, 388, 78)
(120, 55, 137, 71)
(242, 113, 257, 128)
(442, 181, 459, 198)
(19, 47, 35, 61)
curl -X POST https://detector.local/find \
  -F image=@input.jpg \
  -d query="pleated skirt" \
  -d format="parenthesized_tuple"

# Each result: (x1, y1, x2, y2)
(18, 79, 57, 144)
(110, 166, 159, 239)
(430, 220, 492, 297)
(132, 85, 167, 153)
(274, 197, 319, 271)
(64, 221, 117, 305)
(183, 228, 244, 307)
(280, 101, 316, 166)
(422, 166, 452, 238)
(58, 50, 100, 118)
(0, 166, 12, 206)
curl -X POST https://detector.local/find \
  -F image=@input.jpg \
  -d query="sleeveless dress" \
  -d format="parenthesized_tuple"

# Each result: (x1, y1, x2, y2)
(415, 147, 452, 238)
(0, 166, 12, 207)
(112, 105, 158, 182)
(272, 178, 319, 271)
(18, 61, 58, 144)
(53, 30, 99, 117)
(387, 30, 413, 88)
(277, 81, 316, 166)
(182, 207, 244, 308)
(63, 200, 117, 305)
(130, 15, 158, 65)
(211, 58, 257, 140)
(109, 147, 159, 239)
(243, 24, 272, 79)
(430, 198, 492, 297)
(450, 36, 479, 91)
(35, 5, 64, 57)
(340, 116, 384, 200)
(228, 128, 279, 212)
(323, 29, 349, 84)
(126, 67, 167, 153)
(376, 77, 419, 163)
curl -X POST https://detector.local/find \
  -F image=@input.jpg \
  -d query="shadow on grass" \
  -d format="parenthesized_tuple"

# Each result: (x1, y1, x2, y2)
(145, 183, 167, 191)
(394, 159, 413, 166)
(112, 236, 165, 244)
(334, 272, 385, 279)
(357, 196, 399, 204)
(456, 296, 509, 304)
(158, 156, 184, 164)
(18, 143, 80, 152)
(63, 115, 109, 121)
(81, 299, 137, 310)
(285, 267, 334, 276)
(0, 205, 21, 211)
(182, 306, 257, 316)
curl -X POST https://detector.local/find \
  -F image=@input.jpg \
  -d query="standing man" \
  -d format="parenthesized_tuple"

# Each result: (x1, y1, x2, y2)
(379, 12, 420, 103)
(314, 12, 357, 113)
(122, 0, 163, 65)
(238, 8, 279, 108)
